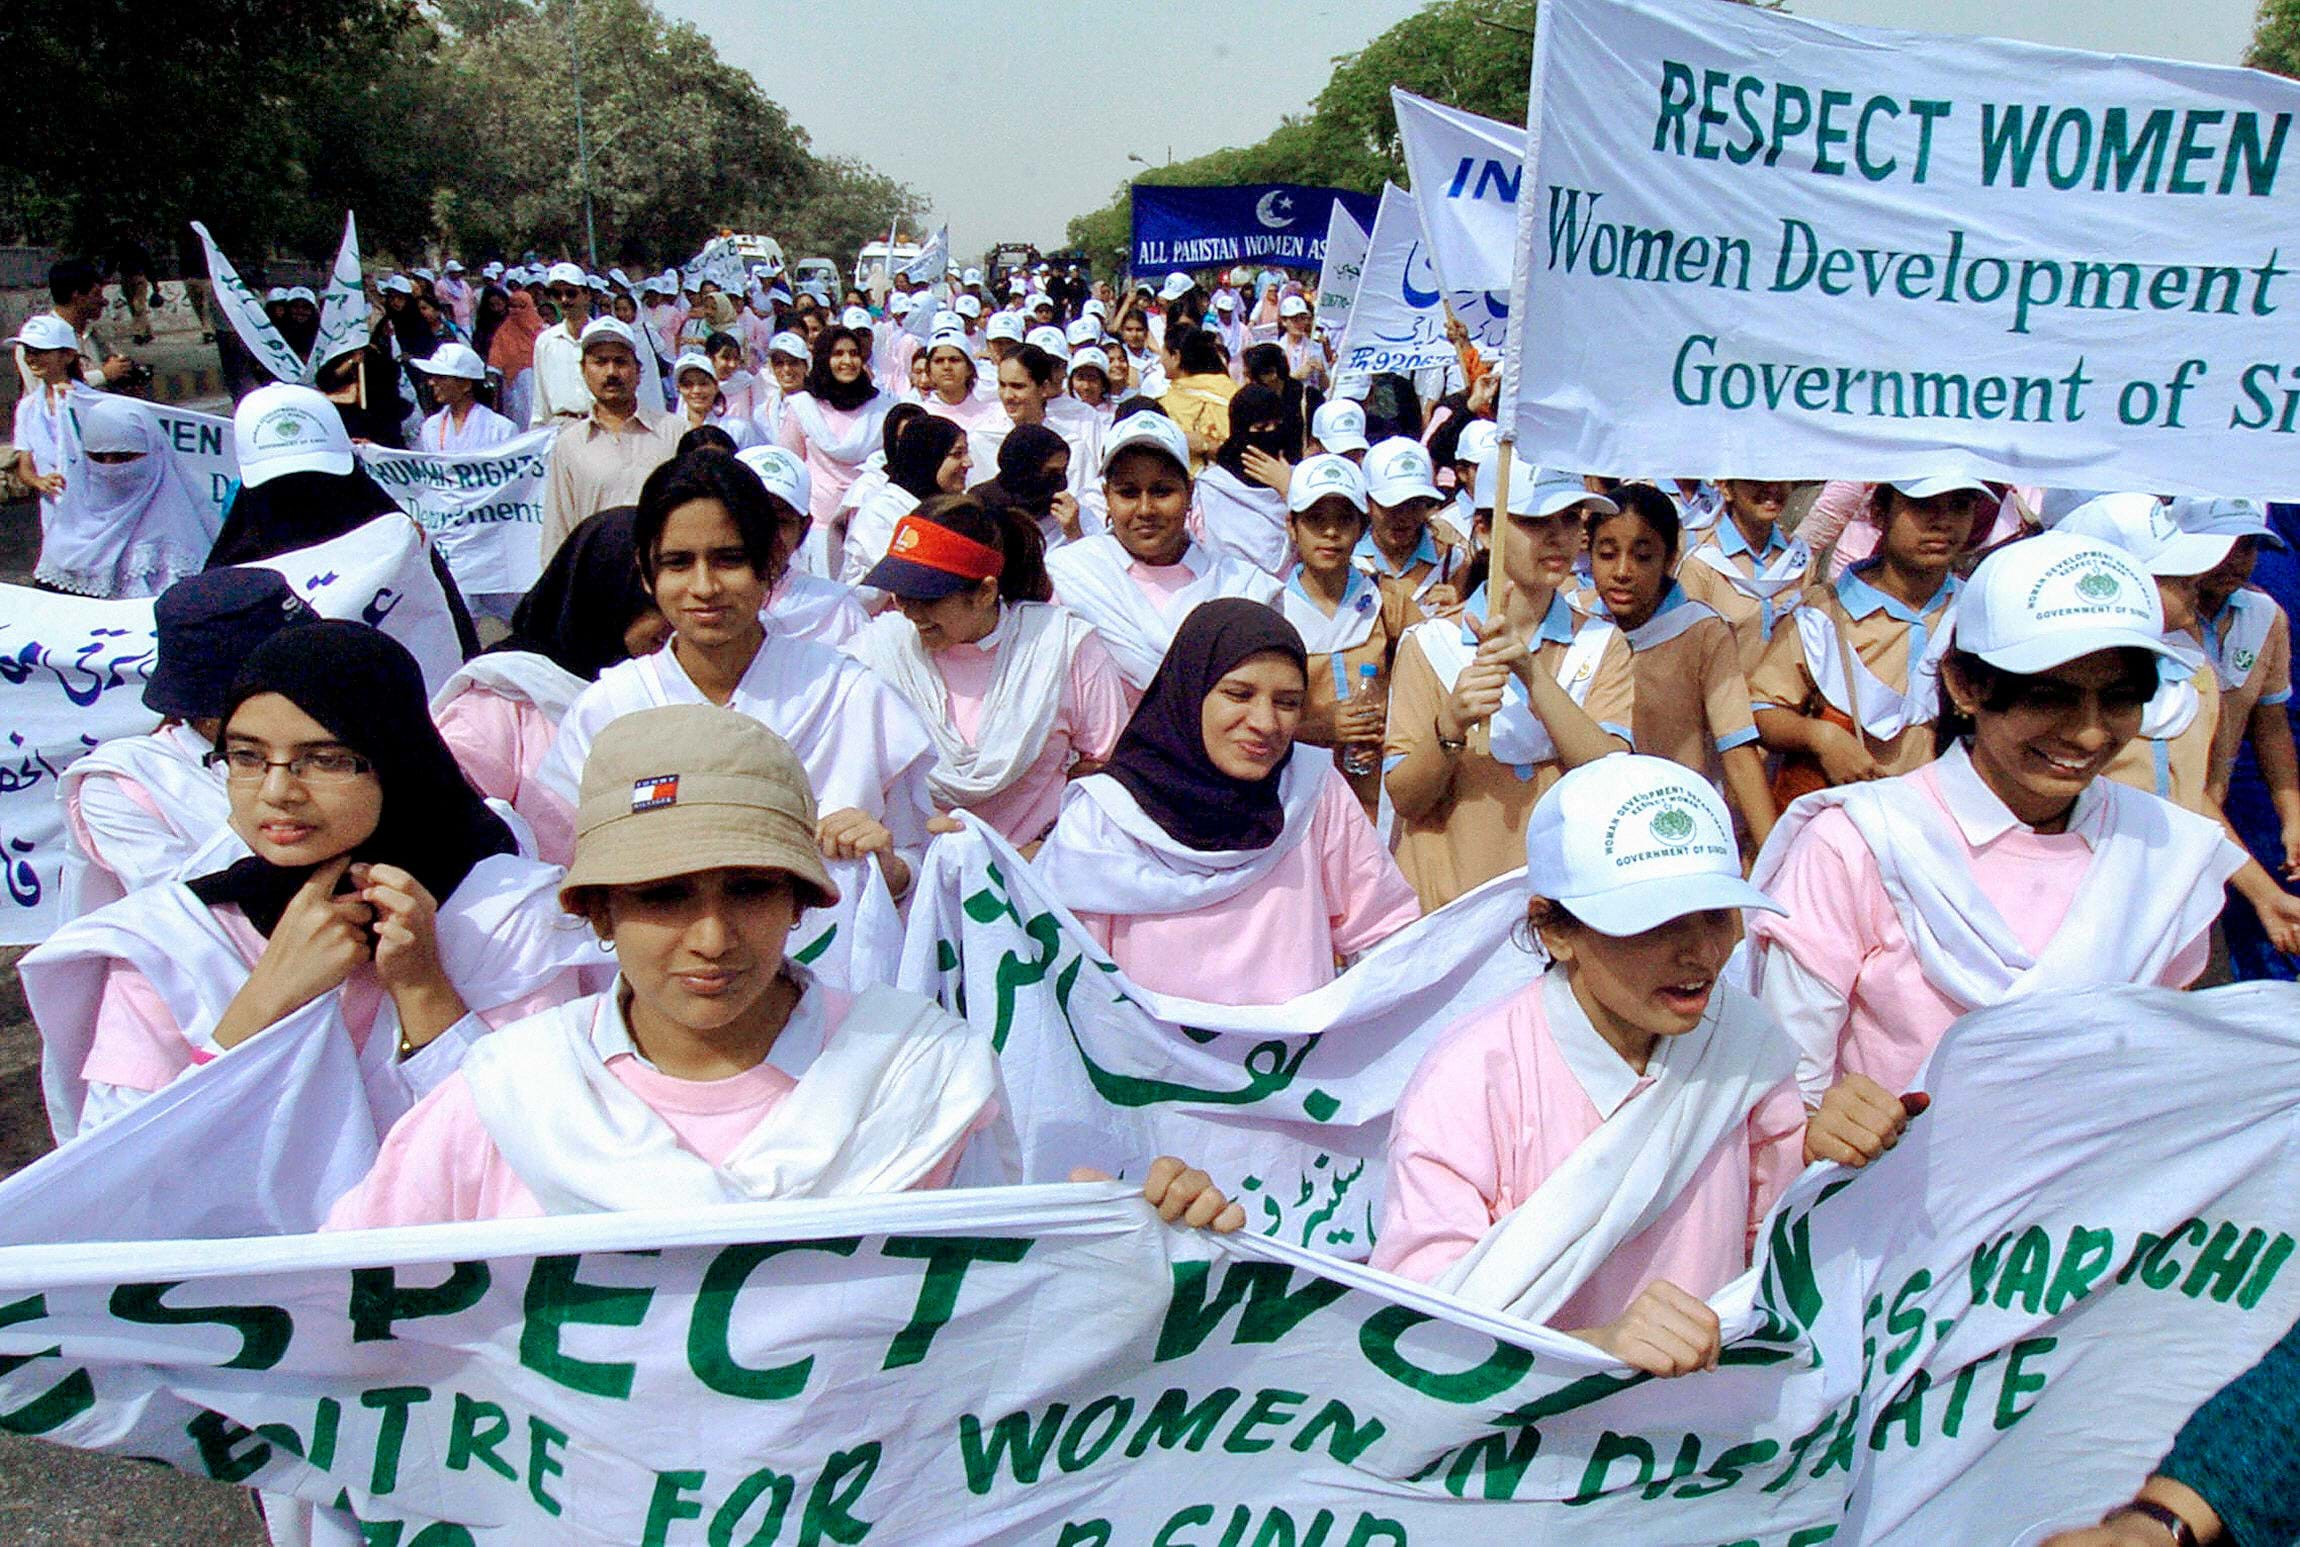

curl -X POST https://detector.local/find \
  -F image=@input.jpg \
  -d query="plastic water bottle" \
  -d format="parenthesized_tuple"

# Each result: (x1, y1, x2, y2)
(1339, 663, 1382, 777)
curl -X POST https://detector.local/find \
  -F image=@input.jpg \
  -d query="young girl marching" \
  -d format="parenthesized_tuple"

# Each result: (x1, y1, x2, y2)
(1034, 598, 1420, 1005)
(1386, 454, 1635, 911)
(847, 496, 1130, 850)
(1747, 532, 2257, 1108)
(1583, 483, 1775, 843)
(331, 703, 1244, 1232)
(1748, 477, 1987, 804)
(1355, 437, 1464, 624)
(1675, 478, 1814, 672)
(1377, 757, 1912, 1375)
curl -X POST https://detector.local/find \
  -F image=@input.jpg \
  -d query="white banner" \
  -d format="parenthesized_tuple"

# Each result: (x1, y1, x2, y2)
(0, 516, 465, 944)
(1314, 202, 1370, 340)
(190, 212, 367, 386)
(356, 429, 559, 597)
(1393, 89, 1523, 293)
(1337, 186, 1507, 379)
(898, 818, 1535, 1250)
(0, 984, 2293, 1541)
(684, 235, 749, 296)
(1509, 0, 2300, 492)
(904, 225, 953, 285)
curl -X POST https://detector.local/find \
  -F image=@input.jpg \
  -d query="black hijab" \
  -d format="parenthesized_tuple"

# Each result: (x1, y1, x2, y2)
(189, 621, 516, 936)
(976, 423, 1069, 522)
(885, 414, 966, 500)
(805, 325, 882, 413)
(1215, 383, 1296, 482)
(204, 467, 401, 569)
(498, 505, 653, 680)
(1103, 598, 1307, 853)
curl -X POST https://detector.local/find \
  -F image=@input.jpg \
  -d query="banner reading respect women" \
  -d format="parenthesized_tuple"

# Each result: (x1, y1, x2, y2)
(1506, 0, 2300, 495)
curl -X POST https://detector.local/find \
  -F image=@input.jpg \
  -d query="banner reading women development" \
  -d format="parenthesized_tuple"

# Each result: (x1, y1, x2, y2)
(0, 985, 2294, 1542)
(1130, 184, 1378, 275)
(1508, 0, 2300, 494)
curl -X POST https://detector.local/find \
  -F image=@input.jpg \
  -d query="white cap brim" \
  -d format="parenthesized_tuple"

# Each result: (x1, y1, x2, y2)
(1965, 623, 2182, 675)
(241, 447, 355, 487)
(2142, 530, 2237, 576)
(1369, 475, 1443, 505)
(1320, 431, 1370, 454)
(1557, 872, 1785, 938)
(1887, 475, 1993, 499)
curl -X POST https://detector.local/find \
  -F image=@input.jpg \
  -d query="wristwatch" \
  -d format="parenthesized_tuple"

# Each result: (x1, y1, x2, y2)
(1436, 733, 1468, 754)
(2105, 1500, 2201, 1546)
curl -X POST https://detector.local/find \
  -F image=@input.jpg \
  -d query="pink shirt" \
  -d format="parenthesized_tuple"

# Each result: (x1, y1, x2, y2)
(324, 984, 969, 1227)
(1748, 757, 2212, 1095)
(1075, 770, 1422, 1004)
(931, 621, 1131, 846)
(433, 688, 576, 866)
(777, 397, 887, 523)
(1373, 975, 1807, 1330)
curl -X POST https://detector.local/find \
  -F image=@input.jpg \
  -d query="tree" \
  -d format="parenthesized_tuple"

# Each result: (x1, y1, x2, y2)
(2250, 0, 2300, 76)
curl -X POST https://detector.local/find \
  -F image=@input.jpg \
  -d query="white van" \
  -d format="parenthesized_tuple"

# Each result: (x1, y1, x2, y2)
(852, 241, 922, 289)
(730, 233, 784, 269)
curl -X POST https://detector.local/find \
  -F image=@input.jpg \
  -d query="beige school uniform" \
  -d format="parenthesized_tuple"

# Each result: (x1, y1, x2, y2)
(1353, 528, 1466, 625)
(1294, 579, 1418, 817)
(1386, 590, 1636, 911)
(1675, 521, 1816, 673)
(1618, 587, 1760, 777)
(2103, 650, 2223, 816)
(2203, 587, 2295, 791)
(1747, 568, 1959, 782)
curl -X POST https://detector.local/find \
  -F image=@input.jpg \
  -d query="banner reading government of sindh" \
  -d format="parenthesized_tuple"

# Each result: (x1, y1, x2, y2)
(1130, 184, 1378, 275)
(1508, 0, 2300, 495)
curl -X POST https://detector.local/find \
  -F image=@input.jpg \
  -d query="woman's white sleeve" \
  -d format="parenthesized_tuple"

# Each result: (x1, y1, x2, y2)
(1751, 944, 1850, 1108)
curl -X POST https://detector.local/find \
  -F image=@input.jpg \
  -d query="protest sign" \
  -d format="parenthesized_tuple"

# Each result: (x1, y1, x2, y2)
(0, 983, 2293, 1542)
(904, 225, 953, 285)
(1508, 0, 2300, 493)
(1130, 184, 1378, 275)
(683, 234, 749, 296)
(0, 516, 464, 944)
(356, 429, 558, 597)
(898, 818, 1536, 1251)
(1335, 186, 1506, 378)
(1392, 89, 1523, 294)
(1313, 202, 1371, 340)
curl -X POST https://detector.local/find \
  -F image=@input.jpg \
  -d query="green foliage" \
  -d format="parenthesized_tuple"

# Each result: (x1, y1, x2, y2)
(1064, 0, 1538, 268)
(2249, 0, 2300, 77)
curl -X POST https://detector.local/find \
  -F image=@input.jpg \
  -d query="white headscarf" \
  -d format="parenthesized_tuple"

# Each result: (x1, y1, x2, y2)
(44, 395, 217, 598)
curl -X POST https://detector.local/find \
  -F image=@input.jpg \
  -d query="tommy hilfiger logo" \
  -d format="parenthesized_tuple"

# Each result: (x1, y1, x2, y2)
(632, 773, 680, 811)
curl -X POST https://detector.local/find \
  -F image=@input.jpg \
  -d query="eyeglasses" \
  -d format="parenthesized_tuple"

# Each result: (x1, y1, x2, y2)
(206, 746, 375, 784)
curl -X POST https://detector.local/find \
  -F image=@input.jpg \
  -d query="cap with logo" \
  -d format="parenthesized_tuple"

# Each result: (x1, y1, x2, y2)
(545, 262, 586, 288)
(1310, 399, 1369, 454)
(766, 330, 811, 363)
(1474, 451, 1615, 520)
(2170, 494, 2285, 550)
(380, 274, 415, 296)
(839, 305, 874, 330)
(1950, 529, 2180, 674)
(1158, 273, 1195, 302)
(1027, 294, 1057, 313)
(1068, 346, 1111, 378)
(1286, 453, 1370, 516)
(1525, 755, 1783, 936)
(561, 703, 837, 908)
(233, 383, 354, 487)
(735, 444, 813, 515)
(412, 342, 488, 381)
(1278, 295, 1311, 318)
(1211, 292, 1238, 313)
(1026, 325, 1069, 356)
(1064, 317, 1101, 346)
(862, 509, 1006, 602)
(6, 314, 77, 352)
(577, 316, 639, 355)
(954, 294, 984, 318)
(671, 351, 720, 386)
(1098, 412, 1192, 477)
(2058, 492, 2234, 577)
(888, 293, 916, 317)
(986, 313, 1026, 343)
(1454, 420, 1501, 468)
(1363, 437, 1444, 505)
(961, 266, 984, 285)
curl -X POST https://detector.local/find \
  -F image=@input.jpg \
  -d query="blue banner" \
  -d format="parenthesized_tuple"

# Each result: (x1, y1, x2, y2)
(1129, 183, 1379, 275)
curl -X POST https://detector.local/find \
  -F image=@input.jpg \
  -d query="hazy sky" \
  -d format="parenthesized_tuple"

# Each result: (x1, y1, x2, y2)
(659, 0, 2263, 259)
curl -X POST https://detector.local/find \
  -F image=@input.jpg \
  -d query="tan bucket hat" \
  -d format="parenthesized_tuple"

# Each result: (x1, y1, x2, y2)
(559, 704, 838, 908)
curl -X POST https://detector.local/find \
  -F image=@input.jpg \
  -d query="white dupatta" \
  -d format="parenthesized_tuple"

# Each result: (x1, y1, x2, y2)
(1197, 464, 1292, 576)
(429, 649, 589, 724)
(1044, 535, 1283, 688)
(1407, 589, 1616, 766)
(784, 390, 891, 467)
(458, 975, 1011, 1212)
(1437, 972, 1797, 1323)
(845, 603, 1087, 806)
(1794, 599, 1958, 742)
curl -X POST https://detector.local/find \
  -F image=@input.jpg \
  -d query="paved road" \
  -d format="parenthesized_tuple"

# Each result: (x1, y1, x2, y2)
(0, 495, 267, 1544)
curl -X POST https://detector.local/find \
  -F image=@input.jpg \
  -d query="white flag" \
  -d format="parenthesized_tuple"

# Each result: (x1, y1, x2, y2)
(189, 221, 310, 385)
(1392, 88, 1523, 294)
(1336, 185, 1508, 377)
(902, 224, 952, 285)
(1313, 202, 1370, 339)
(309, 210, 369, 372)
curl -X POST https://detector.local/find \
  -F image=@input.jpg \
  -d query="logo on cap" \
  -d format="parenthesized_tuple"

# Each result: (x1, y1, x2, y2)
(893, 526, 920, 553)
(1650, 806, 1697, 845)
(632, 773, 680, 812)
(2076, 568, 2122, 601)
(254, 408, 326, 450)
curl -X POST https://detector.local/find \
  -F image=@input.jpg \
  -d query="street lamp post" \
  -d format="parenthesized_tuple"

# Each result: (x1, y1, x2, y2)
(566, 0, 599, 270)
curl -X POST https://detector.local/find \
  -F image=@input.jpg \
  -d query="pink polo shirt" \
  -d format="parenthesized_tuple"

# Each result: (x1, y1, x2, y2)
(325, 984, 974, 1227)
(434, 687, 576, 867)
(1373, 974, 1807, 1331)
(1748, 754, 2213, 1096)
(1075, 770, 1422, 1004)
(930, 621, 1131, 846)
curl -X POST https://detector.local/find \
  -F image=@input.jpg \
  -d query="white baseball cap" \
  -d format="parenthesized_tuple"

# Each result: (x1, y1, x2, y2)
(1278, 294, 1311, 318)
(961, 267, 984, 285)
(929, 328, 972, 356)
(1027, 293, 1057, 313)
(1212, 292, 1238, 313)
(262, 286, 290, 306)
(987, 313, 1026, 343)
(1454, 421, 1501, 467)
(1310, 399, 1369, 454)
(443, 259, 465, 274)
(767, 331, 810, 363)
(380, 274, 416, 295)
(577, 316, 639, 354)
(1885, 474, 1994, 500)
(482, 262, 504, 279)
(1526, 755, 1783, 937)
(1286, 453, 1369, 516)
(545, 262, 586, 287)
(1364, 437, 1444, 505)
(233, 384, 354, 487)
(1950, 530, 2179, 674)
(839, 305, 873, 330)
(954, 294, 984, 318)
(1026, 325, 1069, 356)
(888, 292, 916, 316)
(1064, 317, 1101, 346)
(286, 286, 317, 306)
(413, 267, 437, 282)
(412, 342, 487, 381)
(737, 444, 813, 514)
(1099, 412, 1192, 476)
(1475, 452, 1616, 520)
(1068, 346, 1111, 378)
(671, 350, 719, 383)
(1083, 298, 1108, 319)
(1158, 273, 1194, 302)
(2059, 492, 2234, 577)
(2170, 495, 2285, 550)
(6, 314, 77, 351)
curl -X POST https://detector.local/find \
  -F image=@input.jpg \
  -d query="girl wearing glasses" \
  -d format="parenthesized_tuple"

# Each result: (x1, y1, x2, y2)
(23, 623, 603, 1139)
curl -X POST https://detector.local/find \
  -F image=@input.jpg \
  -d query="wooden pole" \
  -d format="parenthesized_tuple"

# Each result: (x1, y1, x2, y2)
(1488, 441, 1514, 618)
